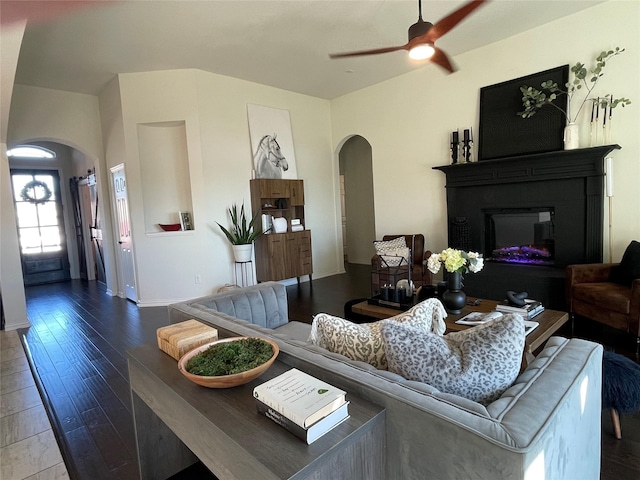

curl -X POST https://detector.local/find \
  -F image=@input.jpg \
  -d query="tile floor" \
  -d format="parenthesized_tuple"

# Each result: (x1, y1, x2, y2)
(1, 329, 69, 480)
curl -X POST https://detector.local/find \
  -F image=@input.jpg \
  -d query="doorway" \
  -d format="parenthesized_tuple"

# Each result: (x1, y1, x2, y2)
(10, 169, 71, 286)
(69, 172, 107, 286)
(338, 136, 375, 266)
(111, 164, 138, 302)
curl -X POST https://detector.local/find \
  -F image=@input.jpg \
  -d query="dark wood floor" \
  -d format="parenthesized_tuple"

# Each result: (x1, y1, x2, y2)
(16, 264, 640, 480)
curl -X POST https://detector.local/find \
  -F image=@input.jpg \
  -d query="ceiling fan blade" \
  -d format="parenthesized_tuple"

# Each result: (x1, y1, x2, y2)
(425, 0, 488, 43)
(1, 0, 112, 26)
(329, 44, 408, 59)
(431, 47, 456, 74)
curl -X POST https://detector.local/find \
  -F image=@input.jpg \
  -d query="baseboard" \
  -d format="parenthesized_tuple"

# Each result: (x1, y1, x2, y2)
(2, 320, 31, 330)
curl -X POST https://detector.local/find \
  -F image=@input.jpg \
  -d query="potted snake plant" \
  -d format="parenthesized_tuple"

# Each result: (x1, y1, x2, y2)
(217, 203, 264, 262)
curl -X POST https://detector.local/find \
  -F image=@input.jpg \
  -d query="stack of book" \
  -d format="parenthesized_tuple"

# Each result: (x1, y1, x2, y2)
(495, 299, 545, 319)
(253, 368, 350, 444)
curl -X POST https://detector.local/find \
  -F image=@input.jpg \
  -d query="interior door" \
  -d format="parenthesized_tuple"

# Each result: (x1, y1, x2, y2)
(87, 173, 106, 285)
(11, 169, 71, 286)
(111, 165, 138, 302)
(69, 176, 88, 280)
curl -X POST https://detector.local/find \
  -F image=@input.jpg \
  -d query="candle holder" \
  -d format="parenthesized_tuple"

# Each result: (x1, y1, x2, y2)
(462, 128, 474, 163)
(450, 130, 460, 164)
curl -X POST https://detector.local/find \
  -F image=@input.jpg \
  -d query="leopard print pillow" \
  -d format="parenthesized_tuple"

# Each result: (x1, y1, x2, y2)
(380, 314, 525, 404)
(309, 298, 447, 369)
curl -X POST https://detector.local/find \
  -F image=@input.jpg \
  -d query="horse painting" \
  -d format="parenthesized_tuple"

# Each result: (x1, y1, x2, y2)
(254, 134, 289, 179)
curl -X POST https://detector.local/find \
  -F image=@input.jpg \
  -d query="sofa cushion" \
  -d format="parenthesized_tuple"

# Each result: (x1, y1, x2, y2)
(274, 321, 312, 342)
(573, 282, 631, 314)
(309, 299, 447, 369)
(374, 237, 410, 267)
(189, 282, 288, 329)
(613, 240, 640, 285)
(380, 314, 525, 404)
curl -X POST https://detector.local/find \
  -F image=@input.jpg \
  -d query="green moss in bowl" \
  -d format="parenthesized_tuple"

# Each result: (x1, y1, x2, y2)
(185, 337, 274, 376)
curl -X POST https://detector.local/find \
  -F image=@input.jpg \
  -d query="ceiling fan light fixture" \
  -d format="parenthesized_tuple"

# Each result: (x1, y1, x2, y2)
(409, 43, 435, 60)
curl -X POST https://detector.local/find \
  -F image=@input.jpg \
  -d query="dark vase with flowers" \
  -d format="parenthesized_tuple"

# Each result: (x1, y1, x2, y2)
(442, 271, 466, 314)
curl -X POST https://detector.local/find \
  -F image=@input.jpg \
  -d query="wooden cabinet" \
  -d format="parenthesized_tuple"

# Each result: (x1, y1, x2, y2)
(250, 179, 312, 282)
(290, 179, 304, 206)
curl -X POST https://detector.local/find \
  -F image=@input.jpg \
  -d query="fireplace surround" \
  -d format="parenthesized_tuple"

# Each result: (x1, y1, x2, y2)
(434, 145, 620, 309)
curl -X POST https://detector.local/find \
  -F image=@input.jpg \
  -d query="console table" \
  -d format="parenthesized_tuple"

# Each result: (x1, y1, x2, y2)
(128, 344, 386, 480)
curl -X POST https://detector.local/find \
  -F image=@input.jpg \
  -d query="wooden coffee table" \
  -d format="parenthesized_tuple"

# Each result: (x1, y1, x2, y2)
(352, 298, 569, 358)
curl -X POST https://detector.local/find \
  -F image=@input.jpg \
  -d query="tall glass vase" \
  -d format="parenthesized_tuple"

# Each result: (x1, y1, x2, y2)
(442, 271, 466, 314)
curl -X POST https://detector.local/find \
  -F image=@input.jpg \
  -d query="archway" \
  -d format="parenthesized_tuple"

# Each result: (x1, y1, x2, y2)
(338, 135, 375, 267)
(7, 140, 109, 290)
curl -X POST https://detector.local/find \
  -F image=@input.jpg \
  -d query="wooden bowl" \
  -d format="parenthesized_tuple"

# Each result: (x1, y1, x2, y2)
(178, 337, 279, 388)
(158, 223, 181, 231)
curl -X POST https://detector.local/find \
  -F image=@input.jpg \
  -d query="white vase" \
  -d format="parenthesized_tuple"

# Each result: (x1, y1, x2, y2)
(272, 217, 287, 233)
(564, 122, 579, 150)
(232, 244, 253, 263)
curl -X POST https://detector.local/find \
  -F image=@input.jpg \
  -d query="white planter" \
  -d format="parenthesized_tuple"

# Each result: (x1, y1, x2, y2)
(232, 244, 253, 263)
(564, 122, 579, 150)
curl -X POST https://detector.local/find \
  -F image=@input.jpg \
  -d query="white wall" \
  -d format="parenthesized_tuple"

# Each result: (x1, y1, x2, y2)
(98, 77, 127, 296)
(1, 20, 28, 330)
(99, 69, 338, 305)
(194, 69, 338, 287)
(331, 1, 640, 261)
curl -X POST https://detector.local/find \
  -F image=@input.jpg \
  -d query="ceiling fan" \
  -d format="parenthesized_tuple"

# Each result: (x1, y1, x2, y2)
(329, 0, 488, 74)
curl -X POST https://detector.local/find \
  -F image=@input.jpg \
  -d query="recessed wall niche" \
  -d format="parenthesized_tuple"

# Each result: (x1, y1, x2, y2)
(137, 121, 193, 233)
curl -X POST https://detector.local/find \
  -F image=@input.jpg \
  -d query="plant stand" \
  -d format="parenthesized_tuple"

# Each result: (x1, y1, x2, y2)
(234, 261, 254, 287)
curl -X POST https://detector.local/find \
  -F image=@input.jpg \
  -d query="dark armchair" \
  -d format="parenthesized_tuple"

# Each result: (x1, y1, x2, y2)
(566, 241, 640, 355)
(371, 234, 432, 296)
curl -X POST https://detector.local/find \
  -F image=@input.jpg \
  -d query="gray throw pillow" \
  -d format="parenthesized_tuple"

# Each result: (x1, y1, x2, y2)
(380, 314, 525, 404)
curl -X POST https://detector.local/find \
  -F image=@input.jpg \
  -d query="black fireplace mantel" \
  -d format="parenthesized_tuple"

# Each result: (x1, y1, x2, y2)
(432, 144, 621, 309)
(433, 145, 620, 188)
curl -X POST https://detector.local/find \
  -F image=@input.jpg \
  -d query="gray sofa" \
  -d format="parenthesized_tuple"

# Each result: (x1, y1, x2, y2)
(168, 282, 603, 480)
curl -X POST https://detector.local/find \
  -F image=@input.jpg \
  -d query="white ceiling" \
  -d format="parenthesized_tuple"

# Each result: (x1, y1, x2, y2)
(13, 0, 605, 100)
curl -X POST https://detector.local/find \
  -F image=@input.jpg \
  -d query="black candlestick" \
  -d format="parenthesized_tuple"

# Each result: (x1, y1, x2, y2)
(450, 130, 460, 164)
(462, 128, 473, 162)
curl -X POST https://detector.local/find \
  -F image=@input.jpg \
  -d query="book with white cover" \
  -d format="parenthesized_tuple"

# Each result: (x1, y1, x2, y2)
(456, 311, 539, 336)
(456, 311, 503, 325)
(496, 299, 543, 314)
(256, 399, 350, 444)
(253, 368, 347, 428)
(524, 320, 539, 336)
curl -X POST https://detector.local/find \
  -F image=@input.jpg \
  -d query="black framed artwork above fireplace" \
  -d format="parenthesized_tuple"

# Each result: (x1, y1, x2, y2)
(434, 145, 620, 310)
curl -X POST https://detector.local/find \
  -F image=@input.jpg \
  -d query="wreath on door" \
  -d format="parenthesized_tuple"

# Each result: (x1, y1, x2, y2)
(20, 180, 52, 205)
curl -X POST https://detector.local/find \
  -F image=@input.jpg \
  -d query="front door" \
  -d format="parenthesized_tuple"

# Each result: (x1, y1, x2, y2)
(111, 165, 138, 302)
(11, 169, 71, 286)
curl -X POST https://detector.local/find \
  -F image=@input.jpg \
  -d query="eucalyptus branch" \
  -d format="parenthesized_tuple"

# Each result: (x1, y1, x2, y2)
(519, 47, 631, 124)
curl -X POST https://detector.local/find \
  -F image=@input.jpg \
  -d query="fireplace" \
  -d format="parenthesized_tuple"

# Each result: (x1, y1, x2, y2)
(434, 145, 619, 309)
(485, 207, 555, 266)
